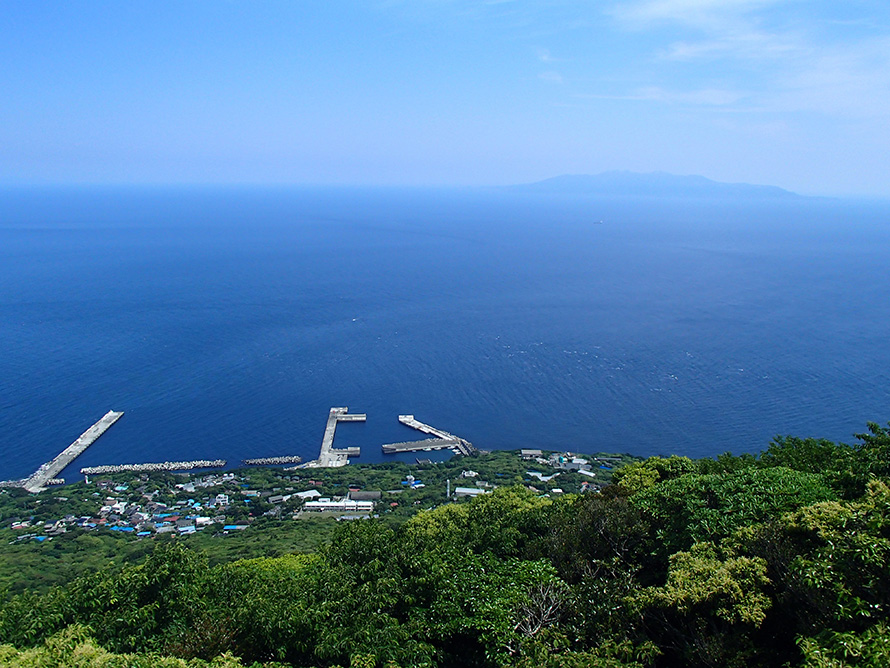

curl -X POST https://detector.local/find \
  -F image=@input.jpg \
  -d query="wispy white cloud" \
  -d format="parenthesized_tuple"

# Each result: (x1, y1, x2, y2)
(661, 31, 799, 61)
(639, 86, 746, 105)
(609, 0, 802, 66)
(576, 86, 746, 106)
(535, 46, 557, 63)
(381, 0, 890, 121)
(539, 70, 564, 84)
(769, 36, 890, 118)
(602, 0, 890, 120)
(610, 0, 783, 29)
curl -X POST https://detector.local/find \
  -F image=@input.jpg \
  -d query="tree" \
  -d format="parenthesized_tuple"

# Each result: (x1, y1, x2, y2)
(781, 480, 890, 631)
(855, 421, 890, 478)
(631, 467, 836, 557)
(760, 437, 854, 475)
(539, 489, 652, 585)
(611, 457, 697, 493)
(403, 487, 551, 559)
(63, 542, 208, 653)
(798, 623, 890, 668)
(178, 553, 319, 664)
(628, 542, 771, 668)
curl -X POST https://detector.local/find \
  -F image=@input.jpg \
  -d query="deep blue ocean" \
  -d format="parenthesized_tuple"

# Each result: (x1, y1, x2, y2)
(2, 186, 889, 482)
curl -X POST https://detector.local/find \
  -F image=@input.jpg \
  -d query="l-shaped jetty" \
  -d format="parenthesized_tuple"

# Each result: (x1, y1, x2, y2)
(302, 409, 475, 468)
(301, 407, 364, 468)
(383, 415, 476, 456)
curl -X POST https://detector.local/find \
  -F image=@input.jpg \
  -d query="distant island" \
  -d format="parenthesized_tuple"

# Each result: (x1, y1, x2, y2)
(511, 170, 802, 199)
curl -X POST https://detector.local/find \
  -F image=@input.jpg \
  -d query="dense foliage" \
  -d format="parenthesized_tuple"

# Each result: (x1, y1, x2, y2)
(1, 423, 889, 667)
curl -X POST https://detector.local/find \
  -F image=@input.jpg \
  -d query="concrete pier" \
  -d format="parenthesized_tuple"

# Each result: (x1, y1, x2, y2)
(23, 410, 123, 493)
(381, 437, 463, 454)
(398, 415, 454, 439)
(336, 414, 367, 423)
(303, 407, 365, 468)
(394, 415, 477, 456)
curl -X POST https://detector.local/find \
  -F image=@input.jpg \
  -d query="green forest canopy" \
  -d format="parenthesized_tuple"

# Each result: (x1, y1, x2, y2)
(1, 422, 890, 668)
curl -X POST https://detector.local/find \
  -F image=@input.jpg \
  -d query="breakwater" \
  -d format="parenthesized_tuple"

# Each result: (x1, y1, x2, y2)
(242, 456, 303, 466)
(80, 459, 226, 475)
(393, 415, 477, 456)
(9, 408, 473, 487)
(382, 437, 463, 454)
(398, 415, 454, 439)
(23, 411, 124, 493)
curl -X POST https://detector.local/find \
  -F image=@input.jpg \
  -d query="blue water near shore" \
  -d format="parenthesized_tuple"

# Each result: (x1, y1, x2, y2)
(1, 186, 889, 482)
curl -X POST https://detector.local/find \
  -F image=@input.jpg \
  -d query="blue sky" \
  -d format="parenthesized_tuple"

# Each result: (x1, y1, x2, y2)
(2, 1, 889, 196)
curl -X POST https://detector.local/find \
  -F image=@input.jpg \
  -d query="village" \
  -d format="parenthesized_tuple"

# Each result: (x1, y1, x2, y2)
(0, 449, 633, 544)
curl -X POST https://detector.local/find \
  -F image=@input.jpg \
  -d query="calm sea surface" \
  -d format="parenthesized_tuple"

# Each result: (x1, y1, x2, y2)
(1, 186, 889, 481)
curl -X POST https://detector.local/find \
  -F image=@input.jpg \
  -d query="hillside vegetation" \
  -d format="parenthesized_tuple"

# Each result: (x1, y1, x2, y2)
(1, 423, 889, 667)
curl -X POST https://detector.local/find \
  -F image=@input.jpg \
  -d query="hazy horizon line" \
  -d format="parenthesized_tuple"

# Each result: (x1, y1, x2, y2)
(0, 174, 885, 201)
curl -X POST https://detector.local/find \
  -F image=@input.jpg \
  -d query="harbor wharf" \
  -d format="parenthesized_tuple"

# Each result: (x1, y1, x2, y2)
(23, 410, 123, 493)
(336, 413, 367, 423)
(381, 437, 463, 454)
(396, 415, 477, 456)
(398, 415, 454, 440)
(80, 460, 226, 475)
(242, 456, 303, 466)
(304, 407, 365, 468)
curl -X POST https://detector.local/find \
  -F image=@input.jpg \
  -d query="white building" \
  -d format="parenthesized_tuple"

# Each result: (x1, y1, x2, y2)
(303, 499, 375, 513)
(454, 486, 489, 498)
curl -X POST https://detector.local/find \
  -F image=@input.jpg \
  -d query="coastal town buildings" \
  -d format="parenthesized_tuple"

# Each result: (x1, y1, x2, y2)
(1, 449, 615, 544)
